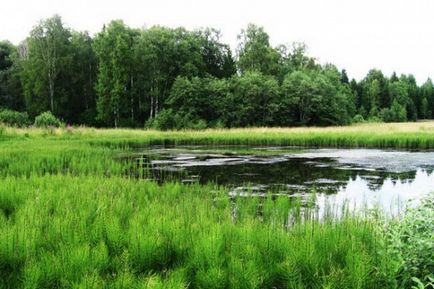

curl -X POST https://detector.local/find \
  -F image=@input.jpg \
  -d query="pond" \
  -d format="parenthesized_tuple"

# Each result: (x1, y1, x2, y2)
(133, 146, 434, 215)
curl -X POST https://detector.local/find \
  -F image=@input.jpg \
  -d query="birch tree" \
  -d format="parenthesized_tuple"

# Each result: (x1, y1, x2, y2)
(20, 15, 71, 116)
(29, 15, 70, 113)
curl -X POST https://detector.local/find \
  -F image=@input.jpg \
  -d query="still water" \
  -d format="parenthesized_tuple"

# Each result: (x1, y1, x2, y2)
(134, 146, 434, 215)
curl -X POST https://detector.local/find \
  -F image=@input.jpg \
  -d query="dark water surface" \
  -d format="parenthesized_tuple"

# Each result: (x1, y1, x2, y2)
(134, 146, 434, 214)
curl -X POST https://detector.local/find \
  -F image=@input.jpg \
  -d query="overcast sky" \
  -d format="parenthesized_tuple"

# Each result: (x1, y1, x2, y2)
(1, 0, 433, 83)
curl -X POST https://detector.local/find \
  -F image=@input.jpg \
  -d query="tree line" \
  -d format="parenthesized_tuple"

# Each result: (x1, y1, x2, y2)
(1, 15, 434, 128)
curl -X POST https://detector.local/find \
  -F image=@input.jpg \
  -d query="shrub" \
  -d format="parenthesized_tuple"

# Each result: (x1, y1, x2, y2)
(386, 193, 434, 288)
(366, 116, 383, 123)
(352, 114, 365, 124)
(34, 111, 63, 128)
(191, 119, 207, 130)
(146, 109, 176, 131)
(0, 109, 30, 127)
(147, 109, 208, 130)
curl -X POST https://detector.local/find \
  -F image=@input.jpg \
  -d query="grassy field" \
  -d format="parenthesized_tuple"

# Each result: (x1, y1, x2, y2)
(2, 121, 434, 148)
(0, 123, 433, 289)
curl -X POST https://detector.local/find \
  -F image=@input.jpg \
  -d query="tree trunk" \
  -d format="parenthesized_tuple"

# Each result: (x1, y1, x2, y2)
(130, 76, 134, 123)
(48, 71, 54, 112)
(150, 95, 154, 119)
(114, 108, 118, 128)
(155, 95, 159, 116)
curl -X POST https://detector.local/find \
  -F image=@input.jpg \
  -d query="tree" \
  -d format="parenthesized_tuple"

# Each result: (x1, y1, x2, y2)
(237, 24, 281, 76)
(390, 72, 399, 83)
(399, 74, 419, 120)
(281, 70, 317, 125)
(22, 15, 71, 115)
(0, 41, 14, 71)
(166, 76, 204, 125)
(389, 79, 418, 121)
(19, 16, 101, 124)
(0, 41, 23, 110)
(93, 20, 138, 127)
(134, 26, 233, 124)
(319, 65, 355, 125)
(228, 71, 279, 127)
(389, 81, 409, 105)
(380, 99, 407, 122)
(349, 78, 363, 112)
(359, 70, 389, 116)
(134, 26, 207, 122)
(68, 32, 97, 124)
(420, 97, 429, 119)
(4, 18, 434, 128)
(195, 28, 236, 79)
(280, 66, 353, 126)
(420, 79, 434, 118)
(276, 42, 318, 81)
(341, 69, 349, 84)
(150, 76, 231, 129)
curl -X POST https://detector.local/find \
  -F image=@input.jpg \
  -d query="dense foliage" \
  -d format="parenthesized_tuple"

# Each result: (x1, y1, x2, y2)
(1, 17, 434, 128)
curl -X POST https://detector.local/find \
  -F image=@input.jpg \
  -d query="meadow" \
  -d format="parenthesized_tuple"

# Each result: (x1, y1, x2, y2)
(3, 121, 434, 148)
(0, 123, 433, 289)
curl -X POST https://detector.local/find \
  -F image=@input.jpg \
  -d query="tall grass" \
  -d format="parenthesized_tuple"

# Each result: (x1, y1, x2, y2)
(2, 121, 434, 149)
(0, 124, 431, 288)
(0, 138, 131, 177)
(0, 175, 397, 289)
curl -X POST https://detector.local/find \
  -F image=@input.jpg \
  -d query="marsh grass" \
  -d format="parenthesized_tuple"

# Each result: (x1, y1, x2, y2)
(0, 138, 131, 177)
(0, 175, 397, 289)
(0, 124, 431, 288)
(3, 121, 434, 149)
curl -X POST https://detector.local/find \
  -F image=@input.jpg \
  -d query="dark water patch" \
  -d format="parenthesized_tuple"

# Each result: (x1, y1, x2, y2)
(131, 146, 434, 214)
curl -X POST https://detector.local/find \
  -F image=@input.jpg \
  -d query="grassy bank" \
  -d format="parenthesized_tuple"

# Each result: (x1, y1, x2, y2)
(2, 121, 434, 149)
(0, 124, 433, 289)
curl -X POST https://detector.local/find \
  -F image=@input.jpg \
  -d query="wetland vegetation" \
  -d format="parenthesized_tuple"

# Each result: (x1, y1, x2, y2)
(0, 125, 433, 289)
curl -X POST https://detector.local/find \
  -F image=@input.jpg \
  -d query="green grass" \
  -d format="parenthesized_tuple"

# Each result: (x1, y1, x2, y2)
(0, 124, 432, 288)
(0, 175, 397, 289)
(2, 121, 434, 149)
(0, 140, 128, 178)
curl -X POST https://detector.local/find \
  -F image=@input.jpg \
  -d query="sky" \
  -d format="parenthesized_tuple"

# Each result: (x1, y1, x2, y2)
(1, 0, 433, 83)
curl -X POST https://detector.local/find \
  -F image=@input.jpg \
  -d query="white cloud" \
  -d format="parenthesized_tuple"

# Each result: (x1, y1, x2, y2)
(1, 0, 433, 83)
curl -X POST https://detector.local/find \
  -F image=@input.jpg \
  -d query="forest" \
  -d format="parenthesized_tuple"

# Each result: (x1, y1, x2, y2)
(1, 15, 434, 129)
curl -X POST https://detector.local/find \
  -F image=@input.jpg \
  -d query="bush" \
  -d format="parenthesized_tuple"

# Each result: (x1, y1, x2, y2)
(146, 109, 176, 130)
(34, 111, 63, 128)
(191, 119, 207, 130)
(352, 114, 365, 124)
(386, 193, 434, 288)
(366, 116, 383, 123)
(0, 109, 30, 127)
(147, 110, 208, 130)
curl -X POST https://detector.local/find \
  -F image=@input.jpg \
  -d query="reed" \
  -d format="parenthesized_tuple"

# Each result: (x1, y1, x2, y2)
(2, 121, 434, 149)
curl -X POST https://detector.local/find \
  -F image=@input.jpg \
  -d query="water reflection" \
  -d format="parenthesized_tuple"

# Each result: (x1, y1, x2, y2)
(133, 146, 434, 213)
(317, 170, 434, 216)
